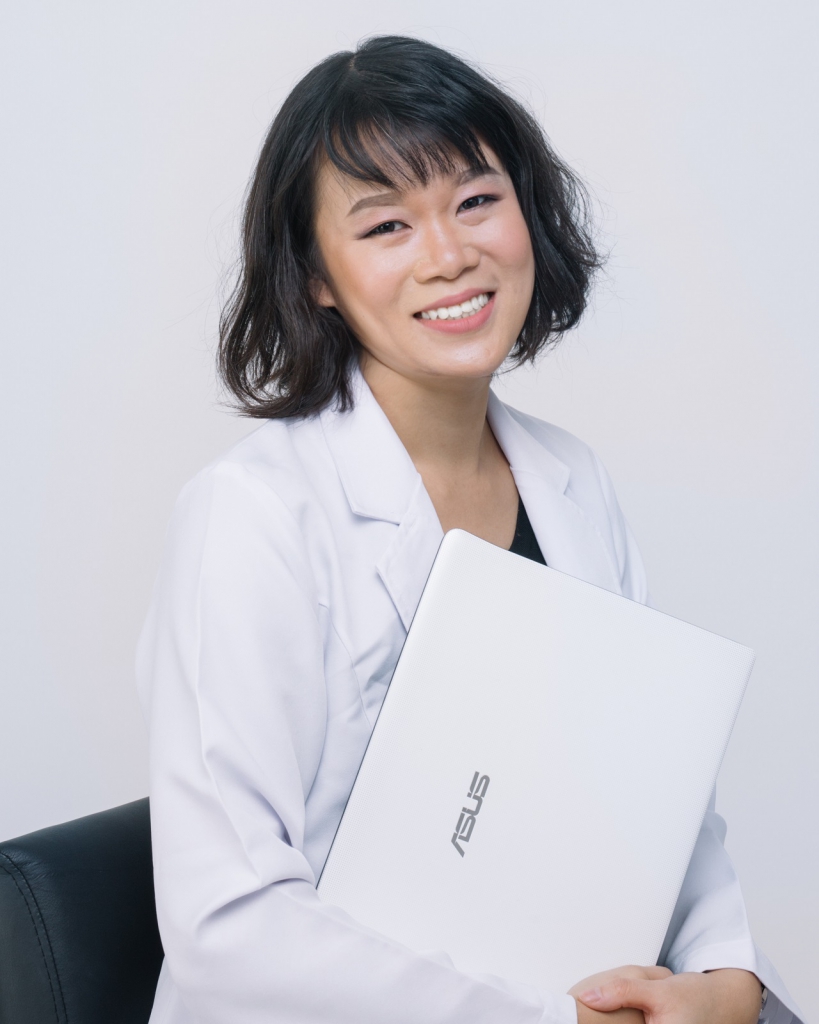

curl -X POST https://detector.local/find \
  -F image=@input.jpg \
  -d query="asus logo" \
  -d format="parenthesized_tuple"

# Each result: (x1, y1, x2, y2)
(451, 771, 490, 857)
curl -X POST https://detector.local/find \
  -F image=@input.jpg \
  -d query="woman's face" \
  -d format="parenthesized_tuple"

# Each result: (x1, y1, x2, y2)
(313, 144, 535, 389)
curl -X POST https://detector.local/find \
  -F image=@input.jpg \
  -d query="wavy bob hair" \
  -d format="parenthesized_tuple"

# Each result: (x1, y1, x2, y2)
(219, 35, 602, 419)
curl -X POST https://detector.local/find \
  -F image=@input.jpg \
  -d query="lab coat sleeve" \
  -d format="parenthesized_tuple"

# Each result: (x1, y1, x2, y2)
(136, 461, 577, 1024)
(593, 452, 805, 1024)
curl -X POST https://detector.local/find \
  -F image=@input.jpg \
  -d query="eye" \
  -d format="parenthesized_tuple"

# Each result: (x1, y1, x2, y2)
(365, 220, 406, 237)
(459, 194, 498, 212)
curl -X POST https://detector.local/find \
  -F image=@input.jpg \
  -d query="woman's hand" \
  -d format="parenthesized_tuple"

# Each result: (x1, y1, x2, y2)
(573, 966, 763, 1024)
(570, 966, 672, 1024)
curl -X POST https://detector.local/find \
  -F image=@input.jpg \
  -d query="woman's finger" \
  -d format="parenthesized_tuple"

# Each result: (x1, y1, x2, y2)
(577, 976, 659, 1013)
(643, 966, 673, 980)
(569, 963, 671, 997)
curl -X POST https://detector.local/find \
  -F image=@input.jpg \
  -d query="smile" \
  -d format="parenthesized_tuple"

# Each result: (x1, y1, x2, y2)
(417, 292, 492, 321)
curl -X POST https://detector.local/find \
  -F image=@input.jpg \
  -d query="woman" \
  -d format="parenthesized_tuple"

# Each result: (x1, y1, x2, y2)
(138, 36, 801, 1024)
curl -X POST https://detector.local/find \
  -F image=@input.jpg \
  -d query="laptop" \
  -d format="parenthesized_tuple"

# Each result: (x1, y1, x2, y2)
(317, 529, 754, 994)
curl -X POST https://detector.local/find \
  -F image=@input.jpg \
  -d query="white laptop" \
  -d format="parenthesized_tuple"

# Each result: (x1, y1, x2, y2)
(317, 530, 754, 994)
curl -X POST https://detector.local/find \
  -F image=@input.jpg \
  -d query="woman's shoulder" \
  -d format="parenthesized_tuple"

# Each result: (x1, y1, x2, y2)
(496, 399, 650, 603)
(179, 414, 329, 507)
(495, 399, 615, 507)
(160, 416, 337, 572)
(156, 416, 333, 597)
(501, 402, 600, 469)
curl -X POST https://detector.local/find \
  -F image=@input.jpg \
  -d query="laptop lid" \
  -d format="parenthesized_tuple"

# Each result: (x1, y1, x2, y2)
(317, 530, 754, 994)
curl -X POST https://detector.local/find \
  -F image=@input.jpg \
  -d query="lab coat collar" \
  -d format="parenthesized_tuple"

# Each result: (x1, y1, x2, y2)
(487, 394, 620, 595)
(320, 367, 422, 526)
(321, 370, 443, 630)
(321, 367, 619, 629)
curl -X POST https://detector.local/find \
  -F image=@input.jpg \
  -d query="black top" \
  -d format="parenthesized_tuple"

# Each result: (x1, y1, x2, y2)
(509, 495, 546, 565)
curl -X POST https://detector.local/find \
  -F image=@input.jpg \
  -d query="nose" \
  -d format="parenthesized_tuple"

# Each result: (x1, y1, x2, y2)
(413, 218, 479, 283)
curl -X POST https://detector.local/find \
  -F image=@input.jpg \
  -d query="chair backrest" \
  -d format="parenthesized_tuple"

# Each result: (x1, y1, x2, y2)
(0, 799, 163, 1024)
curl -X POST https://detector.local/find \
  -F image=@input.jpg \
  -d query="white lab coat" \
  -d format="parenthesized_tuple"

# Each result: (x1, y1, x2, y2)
(137, 366, 803, 1024)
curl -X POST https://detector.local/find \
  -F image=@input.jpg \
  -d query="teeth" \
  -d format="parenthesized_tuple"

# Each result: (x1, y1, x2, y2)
(419, 293, 491, 321)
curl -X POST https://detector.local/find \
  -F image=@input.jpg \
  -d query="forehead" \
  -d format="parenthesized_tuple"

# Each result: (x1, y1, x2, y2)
(314, 142, 504, 216)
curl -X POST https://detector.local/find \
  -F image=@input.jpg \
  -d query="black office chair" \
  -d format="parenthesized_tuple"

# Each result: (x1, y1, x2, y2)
(0, 799, 164, 1024)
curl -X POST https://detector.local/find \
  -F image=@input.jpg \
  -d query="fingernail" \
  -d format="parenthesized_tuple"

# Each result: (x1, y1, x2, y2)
(579, 988, 603, 1004)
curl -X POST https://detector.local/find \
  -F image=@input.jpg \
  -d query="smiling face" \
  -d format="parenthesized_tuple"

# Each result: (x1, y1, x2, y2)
(312, 145, 536, 391)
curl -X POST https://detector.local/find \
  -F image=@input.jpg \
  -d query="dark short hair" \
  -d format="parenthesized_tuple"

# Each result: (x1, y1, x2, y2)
(219, 35, 602, 419)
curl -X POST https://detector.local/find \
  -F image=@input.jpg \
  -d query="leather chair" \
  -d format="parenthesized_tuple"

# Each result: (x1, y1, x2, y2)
(0, 799, 163, 1024)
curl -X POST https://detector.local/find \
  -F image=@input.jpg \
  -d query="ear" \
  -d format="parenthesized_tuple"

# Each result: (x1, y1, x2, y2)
(311, 277, 337, 309)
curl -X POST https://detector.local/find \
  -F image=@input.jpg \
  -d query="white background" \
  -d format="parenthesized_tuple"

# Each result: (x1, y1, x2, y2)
(2, 1, 816, 1016)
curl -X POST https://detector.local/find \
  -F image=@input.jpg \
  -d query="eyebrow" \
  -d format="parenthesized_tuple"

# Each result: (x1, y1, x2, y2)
(346, 165, 502, 217)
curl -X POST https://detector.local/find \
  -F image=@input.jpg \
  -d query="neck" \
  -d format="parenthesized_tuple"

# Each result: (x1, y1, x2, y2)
(360, 354, 494, 478)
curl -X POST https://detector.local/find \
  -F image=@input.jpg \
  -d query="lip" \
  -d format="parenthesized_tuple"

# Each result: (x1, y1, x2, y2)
(415, 287, 494, 315)
(415, 292, 496, 334)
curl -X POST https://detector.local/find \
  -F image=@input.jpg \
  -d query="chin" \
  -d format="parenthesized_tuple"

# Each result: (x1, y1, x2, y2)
(422, 343, 513, 381)
(363, 331, 515, 386)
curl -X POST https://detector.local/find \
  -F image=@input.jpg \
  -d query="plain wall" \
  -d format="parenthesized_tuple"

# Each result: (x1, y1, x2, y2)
(2, 0, 816, 1016)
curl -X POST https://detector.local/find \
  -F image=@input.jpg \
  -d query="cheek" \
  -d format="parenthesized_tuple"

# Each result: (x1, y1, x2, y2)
(485, 209, 535, 277)
(331, 247, 406, 324)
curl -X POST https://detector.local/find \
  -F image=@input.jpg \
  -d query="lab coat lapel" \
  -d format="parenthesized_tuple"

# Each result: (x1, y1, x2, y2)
(320, 370, 443, 631)
(487, 392, 621, 594)
(375, 478, 444, 631)
(322, 370, 621, 633)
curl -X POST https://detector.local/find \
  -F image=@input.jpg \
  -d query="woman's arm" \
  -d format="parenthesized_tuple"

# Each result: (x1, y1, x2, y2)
(593, 451, 804, 1024)
(138, 461, 577, 1024)
(575, 967, 763, 1024)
